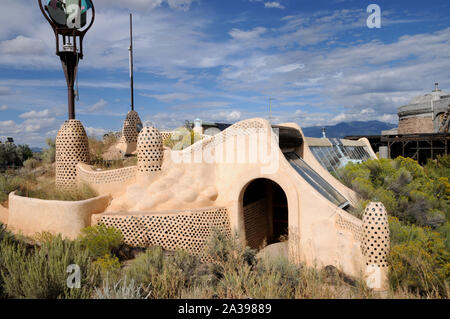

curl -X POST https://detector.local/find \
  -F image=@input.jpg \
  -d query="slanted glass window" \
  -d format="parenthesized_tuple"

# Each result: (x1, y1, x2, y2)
(309, 140, 372, 176)
(285, 152, 350, 209)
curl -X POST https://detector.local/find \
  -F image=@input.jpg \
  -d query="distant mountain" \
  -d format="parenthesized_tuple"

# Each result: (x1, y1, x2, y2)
(302, 121, 397, 138)
(31, 147, 43, 153)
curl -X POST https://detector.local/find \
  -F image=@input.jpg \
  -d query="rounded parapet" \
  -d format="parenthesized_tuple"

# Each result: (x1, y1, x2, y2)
(7, 191, 111, 240)
(137, 126, 163, 173)
(121, 110, 142, 144)
(56, 120, 90, 188)
(362, 202, 390, 290)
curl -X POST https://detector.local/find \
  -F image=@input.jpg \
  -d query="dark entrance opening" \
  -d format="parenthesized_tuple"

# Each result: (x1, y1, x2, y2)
(242, 179, 288, 250)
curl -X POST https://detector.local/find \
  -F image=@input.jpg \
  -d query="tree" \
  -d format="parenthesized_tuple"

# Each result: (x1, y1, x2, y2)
(0, 143, 33, 167)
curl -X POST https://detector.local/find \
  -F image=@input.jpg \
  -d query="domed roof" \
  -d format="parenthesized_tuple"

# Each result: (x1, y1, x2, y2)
(410, 83, 448, 104)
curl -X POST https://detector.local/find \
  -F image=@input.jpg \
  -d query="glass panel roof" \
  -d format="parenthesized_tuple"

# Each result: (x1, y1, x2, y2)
(285, 152, 350, 209)
(309, 139, 371, 176)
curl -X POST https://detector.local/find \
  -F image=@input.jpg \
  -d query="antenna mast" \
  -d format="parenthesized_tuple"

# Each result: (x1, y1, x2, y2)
(129, 13, 134, 111)
(269, 98, 275, 123)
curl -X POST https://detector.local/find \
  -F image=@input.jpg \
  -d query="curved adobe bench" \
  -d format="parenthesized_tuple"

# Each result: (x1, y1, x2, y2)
(7, 191, 111, 240)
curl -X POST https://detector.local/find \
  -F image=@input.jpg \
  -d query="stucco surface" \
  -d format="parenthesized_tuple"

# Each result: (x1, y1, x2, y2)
(0, 205, 8, 225)
(107, 155, 219, 212)
(7, 192, 111, 239)
(77, 163, 137, 195)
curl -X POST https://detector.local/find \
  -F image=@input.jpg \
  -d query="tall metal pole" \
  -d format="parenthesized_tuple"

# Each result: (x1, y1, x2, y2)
(269, 98, 275, 123)
(129, 13, 134, 111)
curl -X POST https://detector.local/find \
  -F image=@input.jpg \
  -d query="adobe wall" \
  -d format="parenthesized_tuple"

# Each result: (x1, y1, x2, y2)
(0, 205, 8, 225)
(77, 163, 137, 195)
(398, 116, 434, 134)
(7, 192, 111, 240)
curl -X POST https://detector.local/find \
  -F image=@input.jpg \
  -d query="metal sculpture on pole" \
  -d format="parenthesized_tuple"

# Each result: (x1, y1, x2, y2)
(38, 0, 95, 119)
(38, 0, 95, 188)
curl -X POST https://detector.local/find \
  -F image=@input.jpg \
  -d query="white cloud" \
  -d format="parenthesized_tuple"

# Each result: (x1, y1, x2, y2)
(19, 109, 51, 119)
(0, 35, 47, 55)
(0, 3, 448, 137)
(264, 2, 285, 9)
(225, 110, 242, 122)
(141, 92, 194, 103)
(0, 105, 8, 111)
(229, 27, 267, 40)
(87, 99, 108, 113)
(167, 0, 194, 11)
(0, 117, 58, 146)
(93, 0, 194, 11)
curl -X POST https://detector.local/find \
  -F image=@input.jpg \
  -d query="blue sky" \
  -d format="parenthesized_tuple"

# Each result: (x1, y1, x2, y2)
(0, 0, 449, 147)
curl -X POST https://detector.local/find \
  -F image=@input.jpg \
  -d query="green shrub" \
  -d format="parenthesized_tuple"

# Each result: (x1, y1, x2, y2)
(125, 247, 202, 299)
(207, 229, 256, 269)
(338, 156, 449, 228)
(206, 231, 367, 299)
(0, 175, 26, 204)
(32, 232, 57, 244)
(78, 225, 123, 259)
(0, 222, 16, 299)
(0, 236, 100, 299)
(41, 138, 56, 164)
(388, 217, 449, 297)
(93, 254, 121, 280)
(164, 127, 202, 150)
(0, 144, 33, 167)
(23, 158, 39, 170)
(16, 182, 98, 202)
(206, 230, 305, 299)
(337, 156, 450, 297)
(91, 157, 137, 171)
(0, 222, 14, 244)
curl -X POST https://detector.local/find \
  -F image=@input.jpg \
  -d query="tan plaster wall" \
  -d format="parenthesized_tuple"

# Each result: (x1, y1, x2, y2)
(7, 192, 111, 240)
(358, 137, 378, 159)
(106, 156, 219, 213)
(77, 163, 137, 196)
(398, 117, 434, 134)
(0, 205, 8, 225)
(115, 141, 137, 156)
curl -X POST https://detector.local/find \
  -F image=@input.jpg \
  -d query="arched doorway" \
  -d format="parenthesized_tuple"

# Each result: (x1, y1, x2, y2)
(242, 178, 288, 250)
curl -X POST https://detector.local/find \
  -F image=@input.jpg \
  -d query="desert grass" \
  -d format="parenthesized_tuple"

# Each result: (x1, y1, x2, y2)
(95, 232, 432, 300)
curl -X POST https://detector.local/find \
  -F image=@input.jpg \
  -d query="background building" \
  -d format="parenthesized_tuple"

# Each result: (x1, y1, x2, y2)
(397, 83, 450, 134)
